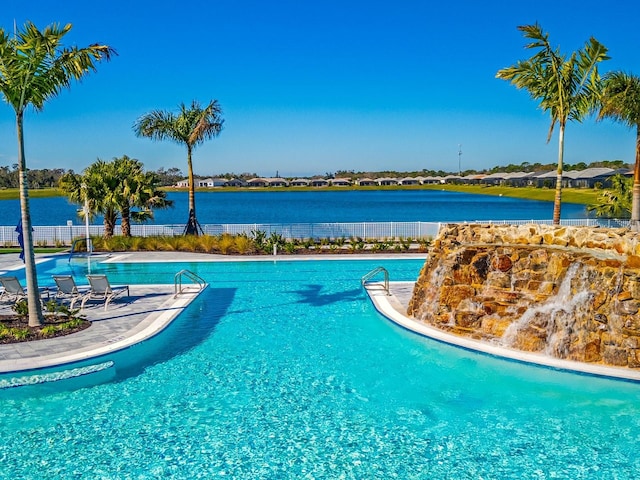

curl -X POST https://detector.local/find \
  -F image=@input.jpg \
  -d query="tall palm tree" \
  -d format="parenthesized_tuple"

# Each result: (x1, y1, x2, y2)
(496, 23, 608, 224)
(598, 71, 640, 230)
(133, 100, 224, 235)
(0, 22, 114, 326)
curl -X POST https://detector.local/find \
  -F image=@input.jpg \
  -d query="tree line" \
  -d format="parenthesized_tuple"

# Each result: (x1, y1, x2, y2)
(0, 164, 184, 189)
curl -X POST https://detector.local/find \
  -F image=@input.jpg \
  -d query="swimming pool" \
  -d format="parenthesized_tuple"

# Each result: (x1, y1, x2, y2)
(1, 257, 639, 478)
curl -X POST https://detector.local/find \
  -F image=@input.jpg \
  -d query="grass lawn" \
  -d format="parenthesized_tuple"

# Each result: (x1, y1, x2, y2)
(0, 185, 601, 206)
(0, 248, 67, 255)
(420, 184, 599, 205)
(0, 188, 62, 200)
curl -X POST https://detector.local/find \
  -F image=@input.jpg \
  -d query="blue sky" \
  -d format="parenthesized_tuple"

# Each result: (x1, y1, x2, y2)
(1, 1, 640, 177)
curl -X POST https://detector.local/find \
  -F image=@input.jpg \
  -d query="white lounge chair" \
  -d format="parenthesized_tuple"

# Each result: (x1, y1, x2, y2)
(81, 274, 130, 311)
(0, 276, 27, 303)
(0, 276, 49, 303)
(53, 275, 86, 308)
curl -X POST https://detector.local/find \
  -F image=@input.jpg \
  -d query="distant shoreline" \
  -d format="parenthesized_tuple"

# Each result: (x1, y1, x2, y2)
(0, 184, 599, 205)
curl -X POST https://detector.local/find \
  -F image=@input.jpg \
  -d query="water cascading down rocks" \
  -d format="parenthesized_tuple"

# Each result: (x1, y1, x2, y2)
(407, 224, 640, 368)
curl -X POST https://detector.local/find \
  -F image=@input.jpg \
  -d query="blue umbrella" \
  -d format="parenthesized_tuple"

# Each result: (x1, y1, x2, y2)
(15, 218, 31, 263)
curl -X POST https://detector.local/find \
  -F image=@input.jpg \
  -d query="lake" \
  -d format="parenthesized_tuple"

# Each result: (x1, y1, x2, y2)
(0, 190, 590, 226)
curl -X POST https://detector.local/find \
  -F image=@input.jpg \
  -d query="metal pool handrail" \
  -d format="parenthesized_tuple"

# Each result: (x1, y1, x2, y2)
(361, 266, 390, 295)
(174, 269, 206, 297)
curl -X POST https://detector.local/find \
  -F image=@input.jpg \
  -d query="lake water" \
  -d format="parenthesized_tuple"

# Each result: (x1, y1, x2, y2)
(0, 190, 590, 226)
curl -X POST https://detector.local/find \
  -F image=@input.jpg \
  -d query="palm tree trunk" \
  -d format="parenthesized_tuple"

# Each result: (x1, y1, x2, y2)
(552, 123, 565, 225)
(187, 145, 195, 216)
(184, 145, 200, 235)
(631, 124, 640, 232)
(121, 204, 131, 237)
(16, 111, 44, 327)
(103, 209, 116, 238)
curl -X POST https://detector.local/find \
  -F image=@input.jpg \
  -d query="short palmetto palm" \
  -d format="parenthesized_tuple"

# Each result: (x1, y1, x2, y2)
(0, 21, 114, 326)
(59, 155, 172, 238)
(133, 100, 224, 235)
(598, 72, 640, 229)
(496, 23, 608, 225)
(588, 174, 632, 219)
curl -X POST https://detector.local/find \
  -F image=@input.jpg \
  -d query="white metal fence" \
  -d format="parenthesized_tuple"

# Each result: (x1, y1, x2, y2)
(0, 219, 630, 247)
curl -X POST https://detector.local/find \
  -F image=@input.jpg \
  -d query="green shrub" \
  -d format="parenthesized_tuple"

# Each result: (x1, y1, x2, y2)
(0, 326, 10, 339)
(41, 325, 58, 337)
(218, 234, 236, 254)
(198, 234, 219, 253)
(372, 241, 389, 251)
(349, 240, 364, 251)
(11, 300, 29, 317)
(9, 327, 30, 341)
(234, 235, 254, 254)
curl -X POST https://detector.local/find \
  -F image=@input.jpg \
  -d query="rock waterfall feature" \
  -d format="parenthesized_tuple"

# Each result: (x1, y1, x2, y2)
(407, 224, 640, 368)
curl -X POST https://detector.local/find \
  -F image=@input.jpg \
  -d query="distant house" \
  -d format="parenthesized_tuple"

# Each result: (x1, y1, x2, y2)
(398, 177, 420, 186)
(377, 177, 398, 186)
(197, 177, 227, 187)
(330, 178, 351, 187)
(460, 174, 485, 185)
(421, 176, 444, 185)
(267, 177, 288, 187)
(528, 168, 627, 188)
(175, 179, 189, 187)
(529, 170, 556, 187)
(290, 178, 311, 187)
(479, 172, 507, 186)
(357, 178, 377, 186)
(442, 175, 461, 184)
(563, 168, 617, 188)
(310, 178, 329, 187)
(247, 178, 269, 187)
(226, 178, 247, 187)
(503, 171, 535, 187)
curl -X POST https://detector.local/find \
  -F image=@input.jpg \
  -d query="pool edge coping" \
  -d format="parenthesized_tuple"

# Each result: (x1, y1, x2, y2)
(366, 281, 640, 383)
(0, 285, 206, 374)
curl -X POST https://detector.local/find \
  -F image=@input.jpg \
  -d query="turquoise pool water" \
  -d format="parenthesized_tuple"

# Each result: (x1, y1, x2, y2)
(1, 257, 640, 479)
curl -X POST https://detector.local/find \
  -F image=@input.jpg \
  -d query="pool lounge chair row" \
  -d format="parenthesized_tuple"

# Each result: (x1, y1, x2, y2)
(0, 274, 129, 311)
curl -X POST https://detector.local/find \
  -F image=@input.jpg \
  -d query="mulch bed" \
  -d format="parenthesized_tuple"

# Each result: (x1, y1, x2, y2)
(0, 315, 91, 344)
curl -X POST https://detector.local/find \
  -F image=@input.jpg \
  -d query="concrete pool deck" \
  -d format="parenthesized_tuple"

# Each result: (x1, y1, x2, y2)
(0, 252, 213, 374)
(366, 281, 640, 383)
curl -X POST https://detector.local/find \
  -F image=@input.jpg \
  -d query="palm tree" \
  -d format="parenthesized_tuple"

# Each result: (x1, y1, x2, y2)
(112, 155, 173, 236)
(60, 156, 173, 238)
(59, 161, 119, 238)
(587, 174, 632, 219)
(496, 23, 608, 224)
(0, 22, 114, 326)
(598, 71, 640, 230)
(133, 100, 224, 235)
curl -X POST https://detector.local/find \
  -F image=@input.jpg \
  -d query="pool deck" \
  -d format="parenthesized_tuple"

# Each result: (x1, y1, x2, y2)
(0, 252, 212, 374)
(0, 251, 426, 374)
(367, 281, 640, 383)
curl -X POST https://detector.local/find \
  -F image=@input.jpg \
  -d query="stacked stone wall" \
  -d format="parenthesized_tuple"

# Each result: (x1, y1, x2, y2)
(407, 224, 640, 368)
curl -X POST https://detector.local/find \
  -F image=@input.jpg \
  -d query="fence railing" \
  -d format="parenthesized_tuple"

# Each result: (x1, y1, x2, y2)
(0, 219, 630, 247)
